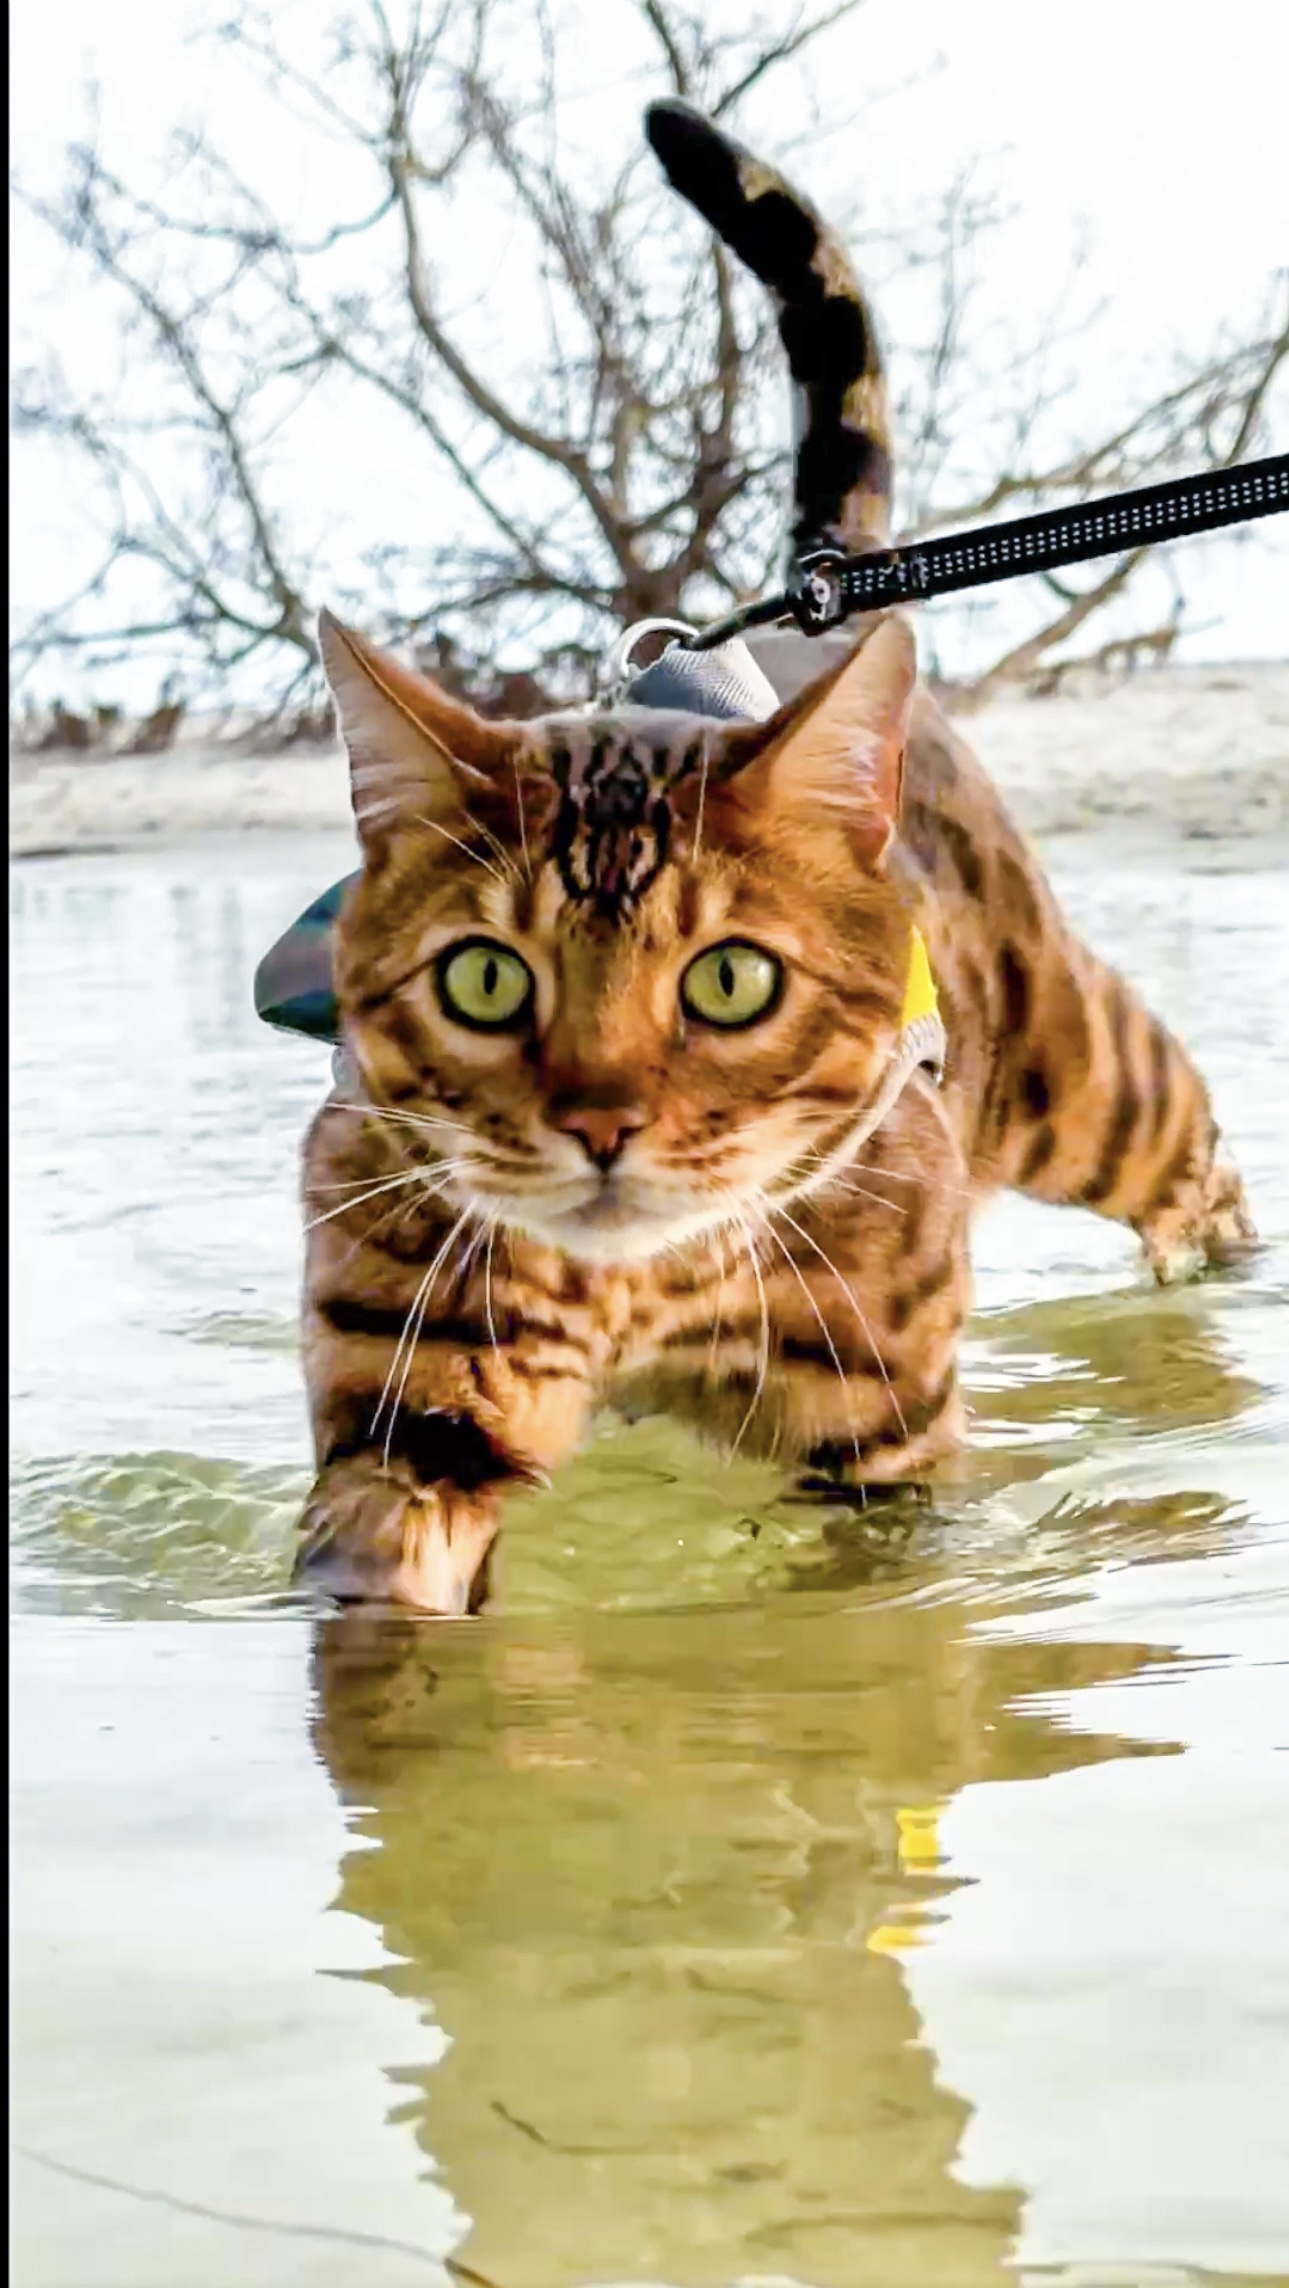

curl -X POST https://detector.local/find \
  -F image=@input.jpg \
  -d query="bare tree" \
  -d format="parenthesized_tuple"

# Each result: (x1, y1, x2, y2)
(10, 0, 1288, 724)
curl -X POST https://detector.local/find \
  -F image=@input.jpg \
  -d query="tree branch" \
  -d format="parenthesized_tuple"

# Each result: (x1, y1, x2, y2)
(11, 0, 1284, 722)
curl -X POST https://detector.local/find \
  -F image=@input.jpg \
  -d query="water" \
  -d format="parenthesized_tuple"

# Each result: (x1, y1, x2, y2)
(9, 833, 1289, 2288)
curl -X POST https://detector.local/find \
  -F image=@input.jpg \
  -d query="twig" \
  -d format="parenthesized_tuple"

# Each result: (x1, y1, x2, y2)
(15, 2145, 505, 2288)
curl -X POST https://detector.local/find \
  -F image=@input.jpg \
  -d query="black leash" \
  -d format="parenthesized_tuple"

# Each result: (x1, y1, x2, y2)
(687, 454, 1289, 649)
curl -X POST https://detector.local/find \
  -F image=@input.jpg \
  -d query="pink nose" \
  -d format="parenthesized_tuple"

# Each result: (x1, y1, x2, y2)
(554, 1103, 649, 1171)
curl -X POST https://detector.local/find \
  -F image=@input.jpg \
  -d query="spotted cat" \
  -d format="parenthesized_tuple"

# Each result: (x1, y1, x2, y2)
(295, 108, 1253, 1612)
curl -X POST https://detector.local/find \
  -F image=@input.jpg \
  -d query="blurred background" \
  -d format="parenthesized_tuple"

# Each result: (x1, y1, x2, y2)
(9, 0, 1289, 747)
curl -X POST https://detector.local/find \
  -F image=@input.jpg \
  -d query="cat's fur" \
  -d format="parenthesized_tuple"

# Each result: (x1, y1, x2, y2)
(295, 110, 1254, 1613)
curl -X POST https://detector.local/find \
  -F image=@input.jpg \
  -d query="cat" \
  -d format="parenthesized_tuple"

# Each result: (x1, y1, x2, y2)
(294, 103, 1254, 1614)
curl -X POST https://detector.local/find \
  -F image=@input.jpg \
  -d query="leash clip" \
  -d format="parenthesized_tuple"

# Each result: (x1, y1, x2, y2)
(788, 549, 849, 634)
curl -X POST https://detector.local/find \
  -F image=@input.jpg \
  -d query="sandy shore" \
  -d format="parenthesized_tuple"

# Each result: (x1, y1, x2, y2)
(10, 660, 1289, 859)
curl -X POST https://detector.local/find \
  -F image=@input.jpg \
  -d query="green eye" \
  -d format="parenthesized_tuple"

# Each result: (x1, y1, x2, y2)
(436, 939, 534, 1030)
(681, 941, 783, 1029)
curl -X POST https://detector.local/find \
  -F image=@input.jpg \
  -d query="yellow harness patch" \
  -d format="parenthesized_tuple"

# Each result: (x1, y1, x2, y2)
(900, 926, 940, 1032)
(855, 928, 946, 1143)
(897, 926, 946, 1084)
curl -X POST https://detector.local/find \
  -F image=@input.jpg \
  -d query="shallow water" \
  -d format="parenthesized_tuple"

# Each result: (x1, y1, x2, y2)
(10, 832, 1289, 2288)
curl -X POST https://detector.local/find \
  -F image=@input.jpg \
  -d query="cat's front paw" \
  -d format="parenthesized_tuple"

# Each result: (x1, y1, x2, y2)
(293, 1453, 499, 1615)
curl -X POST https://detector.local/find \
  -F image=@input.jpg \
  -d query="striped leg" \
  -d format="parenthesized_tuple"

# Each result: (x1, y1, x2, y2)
(299, 1106, 596, 1613)
(985, 945, 1255, 1283)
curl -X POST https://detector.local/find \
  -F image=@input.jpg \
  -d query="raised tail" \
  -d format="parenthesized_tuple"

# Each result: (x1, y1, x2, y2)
(645, 98, 892, 557)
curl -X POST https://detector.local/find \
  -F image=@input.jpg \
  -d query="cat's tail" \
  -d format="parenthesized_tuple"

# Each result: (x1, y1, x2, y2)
(645, 99, 892, 557)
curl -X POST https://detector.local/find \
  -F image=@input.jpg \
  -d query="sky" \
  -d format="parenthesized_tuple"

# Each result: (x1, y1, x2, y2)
(9, 0, 1289, 708)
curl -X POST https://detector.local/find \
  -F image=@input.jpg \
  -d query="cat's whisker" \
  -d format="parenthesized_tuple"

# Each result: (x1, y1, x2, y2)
(466, 1143, 543, 1171)
(411, 813, 509, 886)
(691, 739, 711, 862)
(311, 1174, 411, 1197)
(762, 1134, 907, 1221)
(847, 1156, 972, 1204)
(369, 1203, 476, 1442)
(750, 1202, 861, 1465)
(790, 1134, 905, 1203)
(378, 1204, 477, 1462)
(456, 1219, 489, 1287)
(483, 1217, 501, 1352)
(333, 1182, 429, 1276)
(382, 1275, 440, 1465)
(310, 1159, 460, 1196)
(309, 1160, 469, 1221)
(304, 1169, 437, 1230)
(470, 814, 525, 887)
(370, 1260, 438, 1447)
(728, 1211, 770, 1462)
(331, 1100, 466, 1141)
(769, 1201, 908, 1444)
(510, 754, 532, 883)
(825, 1175, 906, 1216)
(705, 1227, 729, 1381)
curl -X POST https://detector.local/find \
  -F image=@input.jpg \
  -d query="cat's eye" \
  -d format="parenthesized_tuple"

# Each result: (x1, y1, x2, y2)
(436, 938, 534, 1030)
(681, 941, 783, 1029)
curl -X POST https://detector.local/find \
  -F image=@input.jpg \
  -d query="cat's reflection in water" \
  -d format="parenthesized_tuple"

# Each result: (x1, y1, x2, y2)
(308, 1551, 1186, 2288)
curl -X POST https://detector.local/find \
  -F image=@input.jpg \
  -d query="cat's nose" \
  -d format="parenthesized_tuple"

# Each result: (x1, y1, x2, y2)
(554, 1102, 649, 1172)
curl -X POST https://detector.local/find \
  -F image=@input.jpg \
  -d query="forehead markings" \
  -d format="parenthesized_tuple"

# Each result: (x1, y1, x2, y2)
(542, 719, 707, 918)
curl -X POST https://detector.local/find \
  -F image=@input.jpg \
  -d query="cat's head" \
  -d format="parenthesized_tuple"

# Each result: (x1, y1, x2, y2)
(321, 609, 921, 1265)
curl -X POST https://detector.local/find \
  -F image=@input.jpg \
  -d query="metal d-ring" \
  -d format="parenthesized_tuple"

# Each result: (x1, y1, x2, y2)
(602, 617, 699, 700)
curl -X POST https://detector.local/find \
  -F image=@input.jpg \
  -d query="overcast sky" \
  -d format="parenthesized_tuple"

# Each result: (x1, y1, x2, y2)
(10, 0, 1289, 705)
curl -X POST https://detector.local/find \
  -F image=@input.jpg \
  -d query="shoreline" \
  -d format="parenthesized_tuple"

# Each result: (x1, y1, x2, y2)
(10, 660, 1289, 861)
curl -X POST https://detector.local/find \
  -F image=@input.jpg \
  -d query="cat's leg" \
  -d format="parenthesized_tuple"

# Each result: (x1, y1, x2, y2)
(298, 1317, 593, 1613)
(978, 939, 1255, 1284)
(296, 1110, 595, 1613)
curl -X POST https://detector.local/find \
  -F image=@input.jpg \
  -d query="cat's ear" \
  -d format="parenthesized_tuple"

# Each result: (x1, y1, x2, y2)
(317, 610, 500, 857)
(731, 613, 916, 870)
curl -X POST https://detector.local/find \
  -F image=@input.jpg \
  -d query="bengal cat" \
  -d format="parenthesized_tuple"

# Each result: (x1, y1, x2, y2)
(295, 104, 1254, 1613)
